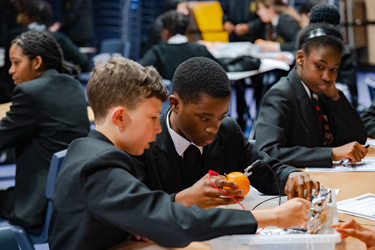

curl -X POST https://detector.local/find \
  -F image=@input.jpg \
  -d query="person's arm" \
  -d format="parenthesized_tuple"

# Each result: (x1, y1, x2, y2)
(138, 46, 161, 70)
(361, 99, 375, 138)
(0, 86, 37, 149)
(255, 85, 333, 167)
(83, 151, 258, 247)
(333, 219, 375, 249)
(278, 18, 300, 52)
(322, 92, 367, 145)
(247, 17, 265, 36)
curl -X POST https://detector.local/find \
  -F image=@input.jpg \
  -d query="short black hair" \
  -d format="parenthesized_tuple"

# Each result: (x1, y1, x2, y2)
(23, 0, 52, 26)
(296, 4, 343, 56)
(172, 57, 231, 104)
(161, 10, 189, 36)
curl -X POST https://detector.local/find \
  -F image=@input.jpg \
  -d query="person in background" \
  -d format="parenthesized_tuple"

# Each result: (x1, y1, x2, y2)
(144, 0, 189, 53)
(49, 0, 93, 47)
(255, 5, 367, 168)
(9, 0, 91, 72)
(48, 57, 311, 250)
(299, 0, 359, 108)
(139, 11, 259, 80)
(255, 0, 301, 52)
(0, 30, 90, 229)
(222, 0, 265, 43)
(333, 219, 375, 250)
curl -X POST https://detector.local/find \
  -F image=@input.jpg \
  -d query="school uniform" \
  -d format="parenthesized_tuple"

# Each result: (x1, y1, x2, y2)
(361, 99, 375, 138)
(268, 13, 300, 52)
(0, 69, 90, 228)
(132, 109, 301, 196)
(222, 0, 265, 42)
(48, 130, 258, 250)
(255, 68, 366, 168)
(139, 35, 225, 80)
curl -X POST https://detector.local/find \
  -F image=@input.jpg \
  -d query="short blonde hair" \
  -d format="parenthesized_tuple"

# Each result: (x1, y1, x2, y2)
(87, 57, 169, 123)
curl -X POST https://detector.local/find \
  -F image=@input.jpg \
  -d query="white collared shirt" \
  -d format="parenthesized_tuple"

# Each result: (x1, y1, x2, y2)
(167, 34, 188, 44)
(166, 110, 203, 157)
(301, 80, 312, 99)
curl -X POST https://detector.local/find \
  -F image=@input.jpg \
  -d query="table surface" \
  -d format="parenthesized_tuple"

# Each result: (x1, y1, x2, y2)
(111, 148, 375, 250)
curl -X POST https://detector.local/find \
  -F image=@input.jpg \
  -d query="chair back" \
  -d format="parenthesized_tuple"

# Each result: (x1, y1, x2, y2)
(0, 227, 19, 250)
(27, 149, 67, 244)
(99, 39, 131, 58)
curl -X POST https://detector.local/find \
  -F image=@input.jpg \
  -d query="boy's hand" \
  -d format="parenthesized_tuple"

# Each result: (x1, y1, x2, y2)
(253, 198, 311, 229)
(333, 219, 375, 249)
(284, 172, 320, 201)
(332, 142, 368, 162)
(224, 21, 235, 34)
(234, 23, 250, 36)
(175, 174, 245, 209)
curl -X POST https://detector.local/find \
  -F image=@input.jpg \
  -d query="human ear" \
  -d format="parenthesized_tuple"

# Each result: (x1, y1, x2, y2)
(33, 56, 43, 71)
(111, 107, 128, 128)
(169, 95, 180, 112)
(296, 50, 304, 67)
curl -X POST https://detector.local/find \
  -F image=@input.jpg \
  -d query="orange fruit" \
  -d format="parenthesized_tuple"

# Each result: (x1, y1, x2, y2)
(254, 39, 264, 44)
(223, 172, 250, 197)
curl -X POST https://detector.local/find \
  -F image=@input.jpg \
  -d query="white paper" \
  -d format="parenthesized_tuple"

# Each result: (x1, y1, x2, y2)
(337, 193, 375, 221)
(305, 157, 375, 172)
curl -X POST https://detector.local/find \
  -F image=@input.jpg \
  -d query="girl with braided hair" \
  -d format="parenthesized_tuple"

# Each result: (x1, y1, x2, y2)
(0, 30, 90, 228)
(255, 5, 367, 168)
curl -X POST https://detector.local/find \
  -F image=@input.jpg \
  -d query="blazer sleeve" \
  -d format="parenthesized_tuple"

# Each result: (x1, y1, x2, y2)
(0, 86, 37, 149)
(83, 151, 257, 248)
(361, 99, 375, 138)
(247, 17, 264, 36)
(138, 46, 160, 69)
(229, 119, 301, 195)
(278, 16, 300, 52)
(323, 93, 366, 145)
(255, 85, 333, 167)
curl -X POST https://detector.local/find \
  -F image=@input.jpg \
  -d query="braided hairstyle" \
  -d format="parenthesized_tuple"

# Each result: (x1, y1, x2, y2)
(11, 30, 80, 75)
(296, 4, 343, 56)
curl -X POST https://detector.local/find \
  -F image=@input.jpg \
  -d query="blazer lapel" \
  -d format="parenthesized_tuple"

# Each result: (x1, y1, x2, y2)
(152, 110, 184, 193)
(289, 69, 321, 146)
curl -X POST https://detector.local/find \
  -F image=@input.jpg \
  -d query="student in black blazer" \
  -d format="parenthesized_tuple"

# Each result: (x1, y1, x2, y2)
(0, 30, 90, 228)
(361, 99, 375, 138)
(255, 5, 367, 168)
(49, 57, 311, 250)
(255, 0, 301, 52)
(132, 57, 319, 209)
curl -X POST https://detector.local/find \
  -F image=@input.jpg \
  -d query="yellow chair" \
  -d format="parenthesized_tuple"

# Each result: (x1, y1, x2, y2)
(188, 1, 229, 42)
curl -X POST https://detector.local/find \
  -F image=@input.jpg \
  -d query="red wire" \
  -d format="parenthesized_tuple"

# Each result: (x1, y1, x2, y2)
(255, 228, 264, 235)
(207, 171, 245, 211)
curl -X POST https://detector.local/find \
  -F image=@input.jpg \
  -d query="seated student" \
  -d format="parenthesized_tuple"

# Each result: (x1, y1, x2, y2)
(139, 10, 222, 80)
(139, 11, 256, 80)
(255, 5, 367, 168)
(0, 30, 90, 228)
(361, 99, 375, 138)
(255, 0, 301, 52)
(333, 219, 375, 249)
(9, 0, 91, 72)
(299, 0, 359, 108)
(48, 57, 311, 250)
(222, 0, 265, 43)
(131, 56, 319, 210)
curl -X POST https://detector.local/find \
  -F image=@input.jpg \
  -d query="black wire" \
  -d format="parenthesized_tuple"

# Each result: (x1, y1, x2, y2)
(251, 196, 279, 211)
(249, 160, 283, 207)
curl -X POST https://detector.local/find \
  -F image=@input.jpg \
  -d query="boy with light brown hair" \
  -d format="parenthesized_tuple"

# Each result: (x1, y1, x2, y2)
(48, 57, 311, 250)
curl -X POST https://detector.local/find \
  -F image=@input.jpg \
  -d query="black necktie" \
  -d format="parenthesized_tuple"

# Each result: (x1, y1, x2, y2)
(184, 145, 200, 167)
